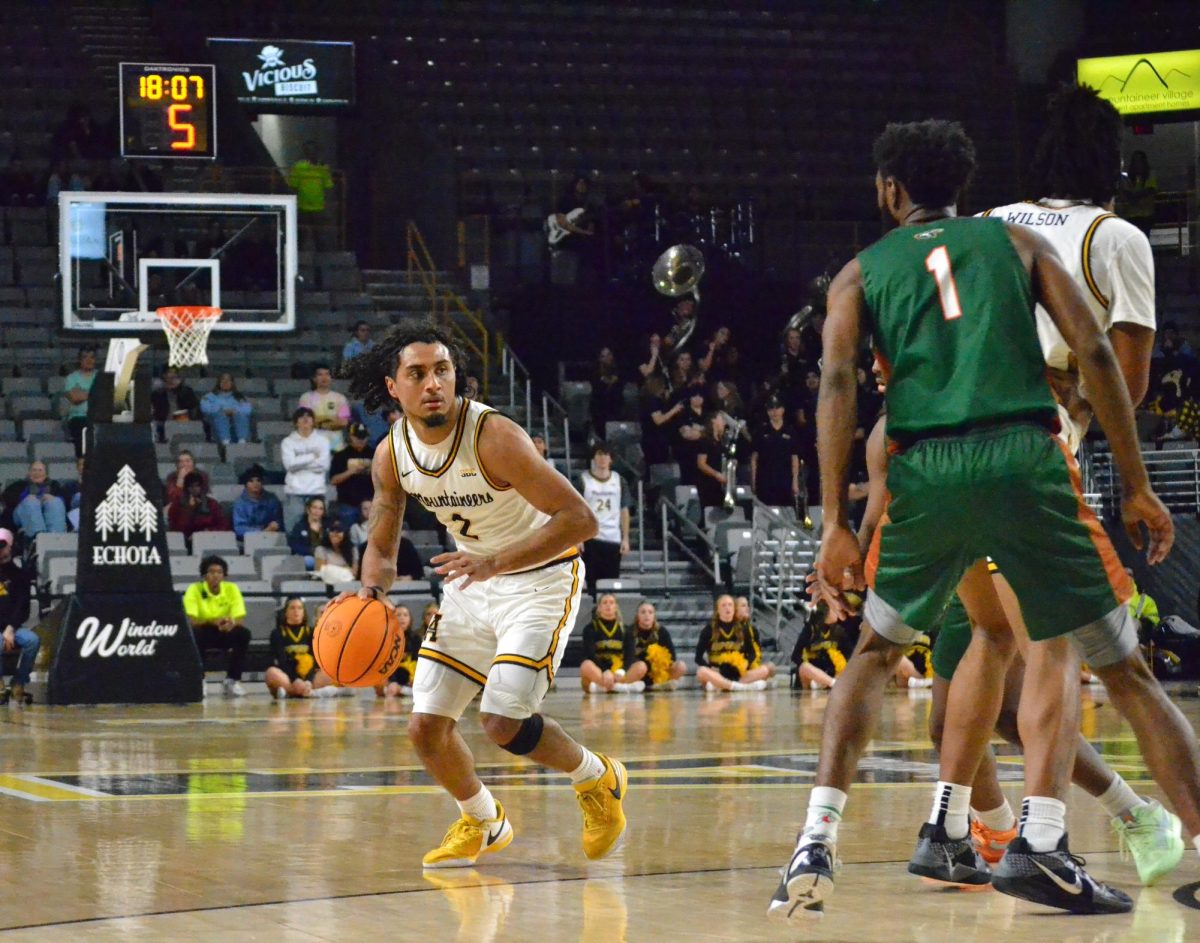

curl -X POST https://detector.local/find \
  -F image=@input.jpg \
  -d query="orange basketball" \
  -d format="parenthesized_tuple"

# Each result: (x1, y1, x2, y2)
(313, 596, 406, 687)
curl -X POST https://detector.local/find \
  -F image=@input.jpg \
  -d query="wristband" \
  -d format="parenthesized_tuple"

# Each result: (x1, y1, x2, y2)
(364, 585, 386, 600)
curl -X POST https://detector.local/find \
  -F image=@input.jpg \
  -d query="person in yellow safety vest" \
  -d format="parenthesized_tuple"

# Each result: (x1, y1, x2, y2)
(1126, 567, 1160, 631)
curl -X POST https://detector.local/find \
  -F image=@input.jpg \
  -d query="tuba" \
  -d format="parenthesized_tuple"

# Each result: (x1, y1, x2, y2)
(653, 244, 704, 352)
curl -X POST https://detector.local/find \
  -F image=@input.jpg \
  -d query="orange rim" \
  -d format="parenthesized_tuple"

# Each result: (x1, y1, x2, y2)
(155, 305, 222, 332)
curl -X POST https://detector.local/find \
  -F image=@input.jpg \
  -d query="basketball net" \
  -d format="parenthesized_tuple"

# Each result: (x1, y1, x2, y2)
(156, 306, 222, 367)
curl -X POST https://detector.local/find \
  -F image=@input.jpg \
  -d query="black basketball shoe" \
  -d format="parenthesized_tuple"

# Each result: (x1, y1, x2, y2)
(906, 822, 992, 886)
(992, 834, 1133, 914)
(768, 838, 836, 923)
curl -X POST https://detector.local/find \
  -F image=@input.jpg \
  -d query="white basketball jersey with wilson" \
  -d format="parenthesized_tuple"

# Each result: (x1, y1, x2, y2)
(388, 398, 564, 567)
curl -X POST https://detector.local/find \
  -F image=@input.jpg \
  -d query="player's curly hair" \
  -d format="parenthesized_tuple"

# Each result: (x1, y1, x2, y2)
(872, 119, 977, 207)
(339, 320, 466, 413)
(1029, 83, 1122, 205)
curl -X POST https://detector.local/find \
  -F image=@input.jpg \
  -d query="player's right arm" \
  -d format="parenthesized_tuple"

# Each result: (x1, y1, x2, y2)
(1010, 224, 1172, 564)
(355, 441, 407, 603)
(815, 258, 867, 600)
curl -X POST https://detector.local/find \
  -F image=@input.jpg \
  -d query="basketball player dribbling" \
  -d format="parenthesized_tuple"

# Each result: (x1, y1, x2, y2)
(771, 117, 1173, 921)
(339, 322, 627, 869)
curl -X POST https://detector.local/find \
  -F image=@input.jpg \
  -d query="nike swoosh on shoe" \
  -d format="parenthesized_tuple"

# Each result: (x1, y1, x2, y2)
(1033, 860, 1083, 895)
(485, 819, 507, 846)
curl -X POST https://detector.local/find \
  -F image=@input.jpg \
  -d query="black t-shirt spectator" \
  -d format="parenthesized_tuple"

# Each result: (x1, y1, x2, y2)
(590, 369, 625, 438)
(329, 444, 374, 507)
(696, 440, 726, 510)
(752, 422, 800, 507)
(397, 537, 424, 581)
(0, 559, 31, 629)
(638, 390, 675, 467)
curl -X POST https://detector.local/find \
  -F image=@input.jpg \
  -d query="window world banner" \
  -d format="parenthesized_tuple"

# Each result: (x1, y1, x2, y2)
(48, 421, 202, 705)
(1078, 50, 1200, 116)
(207, 38, 355, 108)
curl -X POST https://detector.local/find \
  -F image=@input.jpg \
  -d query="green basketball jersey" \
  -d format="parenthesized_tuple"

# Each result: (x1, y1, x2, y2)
(858, 217, 1057, 442)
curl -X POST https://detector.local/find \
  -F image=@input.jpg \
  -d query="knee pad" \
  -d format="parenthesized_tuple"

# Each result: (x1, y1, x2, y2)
(1069, 605, 1139, 669)
(500, 713, 544, 755)
(481, 662, 550, 719)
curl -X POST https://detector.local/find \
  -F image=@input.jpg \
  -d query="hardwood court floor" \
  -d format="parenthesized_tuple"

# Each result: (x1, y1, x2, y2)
(0, 685, 1197, 941)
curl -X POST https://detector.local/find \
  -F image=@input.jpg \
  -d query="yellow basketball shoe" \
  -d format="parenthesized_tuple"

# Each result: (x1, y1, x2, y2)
(422, 802, 514, 869)
(574, 754, 628, 860)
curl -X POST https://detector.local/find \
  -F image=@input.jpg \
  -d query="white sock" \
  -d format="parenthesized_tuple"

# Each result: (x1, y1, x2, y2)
(971, 799, 1016, 832)
(1096, 774, 1145, 820)
(928, 781, 971, 840)
(568, 747, 606, 785)
(730, 681, 748, 690)
(1019, 796, 1067, 853)
(1193, 835, 1200, 856)
(456, 785, 499, 823)
(588, 682, 603, 694)
(800, 786, 847, 847)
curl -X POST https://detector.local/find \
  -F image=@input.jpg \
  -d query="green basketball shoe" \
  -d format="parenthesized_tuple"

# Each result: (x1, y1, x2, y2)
(1112, 799, 1184, 886)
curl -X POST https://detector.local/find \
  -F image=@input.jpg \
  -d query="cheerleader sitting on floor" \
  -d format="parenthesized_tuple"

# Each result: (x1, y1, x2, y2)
(580, 593, 646, 693)
(696, 594, 776, 691)
(629, 600, 688, 688)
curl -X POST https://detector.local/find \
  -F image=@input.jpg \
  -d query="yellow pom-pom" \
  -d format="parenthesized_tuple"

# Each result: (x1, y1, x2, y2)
(827, 646, 847, 676)
(711, 650, 749, 677)
(608, 655, 624, 673)
(645, 644, 673, 686)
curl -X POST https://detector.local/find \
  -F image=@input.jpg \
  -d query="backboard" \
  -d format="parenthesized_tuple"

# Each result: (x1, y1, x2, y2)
(59, 191, 297, 333)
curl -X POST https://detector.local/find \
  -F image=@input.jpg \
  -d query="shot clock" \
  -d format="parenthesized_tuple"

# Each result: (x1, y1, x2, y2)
(119, 62, 216, 159)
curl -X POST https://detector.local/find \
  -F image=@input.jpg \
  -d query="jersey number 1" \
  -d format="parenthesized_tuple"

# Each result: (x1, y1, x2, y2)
(924, 246, 963, 321)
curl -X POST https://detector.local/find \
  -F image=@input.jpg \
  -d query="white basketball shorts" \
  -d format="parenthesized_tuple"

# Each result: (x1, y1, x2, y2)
(412, 555, 584, 720)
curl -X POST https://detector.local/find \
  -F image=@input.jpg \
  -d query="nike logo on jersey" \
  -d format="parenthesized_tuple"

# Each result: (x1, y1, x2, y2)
(400, 469, 413, 478)
(1033, 859, 1084, 895)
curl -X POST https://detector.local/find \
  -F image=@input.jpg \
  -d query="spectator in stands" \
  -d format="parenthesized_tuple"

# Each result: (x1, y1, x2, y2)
(52, 106, 101, 163)
(44, 159, 85, 204)
(287, 140, 334, 250)
(164, 450, 208, 506)
(638, 374, 683, 469)
(713, 379, 745, 423)
(167, 471, 228, 544)
(694, 413, 729, 512)
(66, 456, 85, 531)
(630, 600, 687, 689)
(266, 596, 339, 699)
(579, 594, 643, 693)
(577, 444, 631, 595)
(200, 373, 253, 446)
(63, 345, 98, 457)
(779, 327, 808, 394)
(750, 396, 801, 510)
(349, 498, 372, 557)
(352, 400, 400, 448)
(282, 407, 332, 529)
(375, 604, 421, 698)
(463, 375, 481, 402)
(298, 365, 351, 450)
(342, 320, 375, 362)
(549, 174, 596, 287)
(695, 594, 774, 691)
(793, 369, 822, 502)
(182, 555, 251, 697)
(396, 534, 425, 581)
(0, 528, 38, 705)
(314, 520, 357, 585)
(151, 367, 201, 441)
(288, 495, 327, 571)
(637, 333, 666, 382)
(5, 461, 67, 538)
(531, 434, 551, 461)
(231, 464, 284, 539)
(329, 422, 374, 530)
(589, 347, 625, 438)
(1119, 149, 1157, 235)
(420, 601, 439, 638)
(0, 157, 38, 206)
(697, 326, 731, 376)
(667, 349, 695, 394)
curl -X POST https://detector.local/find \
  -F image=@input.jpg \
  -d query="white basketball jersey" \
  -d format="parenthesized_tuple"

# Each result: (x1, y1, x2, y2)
(982, 200, 1156, 371)
(389, 398, 559, 565)
(982, 200, 1156, 452)
(580, 470, 623, 544)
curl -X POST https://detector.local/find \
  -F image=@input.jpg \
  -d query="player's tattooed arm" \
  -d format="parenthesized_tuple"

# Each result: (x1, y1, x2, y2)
(358, 441, 406, 596)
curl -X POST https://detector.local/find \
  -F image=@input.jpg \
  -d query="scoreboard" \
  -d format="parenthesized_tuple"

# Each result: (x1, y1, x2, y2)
(119, 62, 217, 159)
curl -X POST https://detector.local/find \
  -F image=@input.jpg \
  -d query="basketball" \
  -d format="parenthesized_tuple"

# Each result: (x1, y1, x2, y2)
(313, 597, 406, 687)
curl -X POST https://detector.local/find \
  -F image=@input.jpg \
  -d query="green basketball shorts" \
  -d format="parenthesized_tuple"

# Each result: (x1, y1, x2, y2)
(863, 423, 1133, 652)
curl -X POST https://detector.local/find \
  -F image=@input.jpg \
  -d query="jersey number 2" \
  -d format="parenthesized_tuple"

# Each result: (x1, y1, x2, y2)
(450, 513, 478, 540)
(924, 246, 963, 321)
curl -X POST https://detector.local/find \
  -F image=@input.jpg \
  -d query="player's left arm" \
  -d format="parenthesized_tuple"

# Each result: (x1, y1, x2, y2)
(431, 414, 598, 587)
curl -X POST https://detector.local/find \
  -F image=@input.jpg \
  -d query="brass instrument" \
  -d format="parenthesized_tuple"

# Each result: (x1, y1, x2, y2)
(653, 244, 704, 352)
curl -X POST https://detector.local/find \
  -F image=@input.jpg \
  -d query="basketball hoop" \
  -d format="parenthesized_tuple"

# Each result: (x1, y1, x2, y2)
(156, 306, 222, 367)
